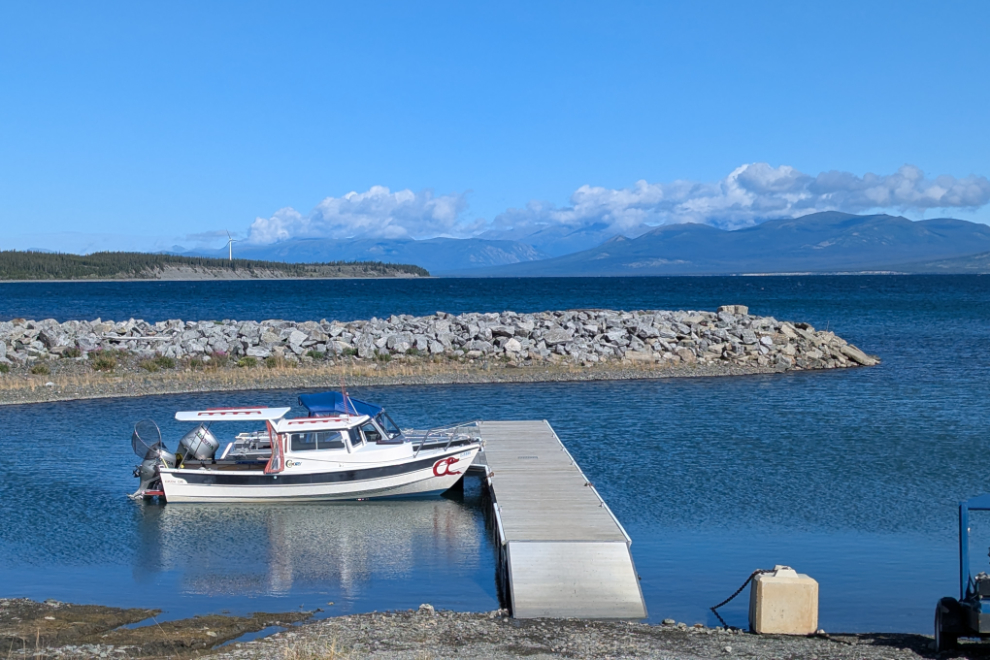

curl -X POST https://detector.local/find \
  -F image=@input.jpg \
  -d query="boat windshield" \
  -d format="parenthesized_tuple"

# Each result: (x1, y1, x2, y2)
(289, 430, 346, 451)
(377, 413, 402, 439)
(360, 422, 381, 444)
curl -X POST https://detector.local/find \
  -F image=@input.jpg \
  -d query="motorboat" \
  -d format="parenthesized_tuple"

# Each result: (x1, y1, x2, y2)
(129, 392, 482, 503)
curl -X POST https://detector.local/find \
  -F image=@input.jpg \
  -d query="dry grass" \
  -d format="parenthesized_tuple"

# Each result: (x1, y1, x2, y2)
(272, 634, 350, 660)
(0, 357, 774, 406)
(265, 354, 295, 369)
(90, 354, 117, 371)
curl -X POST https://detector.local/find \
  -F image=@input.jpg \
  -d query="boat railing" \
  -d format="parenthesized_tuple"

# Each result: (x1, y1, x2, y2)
(412, 420, 481, 458)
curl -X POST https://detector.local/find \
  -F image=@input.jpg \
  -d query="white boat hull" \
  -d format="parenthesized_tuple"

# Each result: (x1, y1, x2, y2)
(160, 446, 479, 503)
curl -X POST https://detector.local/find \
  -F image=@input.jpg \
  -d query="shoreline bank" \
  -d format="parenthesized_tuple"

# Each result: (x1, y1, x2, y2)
(0, 360, 785, 405)
(0, 274, 428, 284)
(0, 598, 935, 659)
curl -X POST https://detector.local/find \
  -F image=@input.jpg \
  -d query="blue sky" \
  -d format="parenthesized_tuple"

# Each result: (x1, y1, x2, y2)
(1, 1, 988, 253)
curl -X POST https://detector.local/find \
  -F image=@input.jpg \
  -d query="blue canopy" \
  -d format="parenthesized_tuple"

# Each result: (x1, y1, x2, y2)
(298, 391, 383, 418)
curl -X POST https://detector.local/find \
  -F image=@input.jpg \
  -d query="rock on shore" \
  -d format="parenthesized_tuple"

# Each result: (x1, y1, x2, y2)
(0, 305, 878, 372)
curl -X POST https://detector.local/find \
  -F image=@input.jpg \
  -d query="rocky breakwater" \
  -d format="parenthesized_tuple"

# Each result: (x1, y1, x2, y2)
(0, 305, 878, 371)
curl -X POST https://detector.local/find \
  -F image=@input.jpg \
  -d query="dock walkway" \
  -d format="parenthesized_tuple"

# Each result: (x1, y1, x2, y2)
(473, 420, 647, 619)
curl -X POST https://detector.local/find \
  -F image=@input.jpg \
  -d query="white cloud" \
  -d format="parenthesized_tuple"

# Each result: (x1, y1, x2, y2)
(248, 186, 476, 244)
(244, 165, 990, 246)
(492, 163, 990, 235)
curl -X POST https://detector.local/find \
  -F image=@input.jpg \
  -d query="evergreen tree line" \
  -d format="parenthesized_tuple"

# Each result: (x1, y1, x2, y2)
(0, 251, 430, 280)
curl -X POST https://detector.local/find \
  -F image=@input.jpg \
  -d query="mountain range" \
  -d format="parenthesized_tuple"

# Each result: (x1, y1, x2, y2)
(476, 221, 654, 257)
(445, 212, 990, 276)
(185, 212, 990, 276)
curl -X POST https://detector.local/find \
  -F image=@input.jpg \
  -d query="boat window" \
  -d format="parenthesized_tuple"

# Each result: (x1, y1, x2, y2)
(290, 433, 317, 451)
(348, 427, 364, 450)
(377, 413, 402, 439)
(315, 431, 346, 450)
(360, 422, 382, 443)
(290, 431, 346, 451)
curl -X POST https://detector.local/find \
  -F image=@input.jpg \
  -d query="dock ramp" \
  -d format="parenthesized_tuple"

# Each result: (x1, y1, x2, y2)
(475, 420, 647, 619)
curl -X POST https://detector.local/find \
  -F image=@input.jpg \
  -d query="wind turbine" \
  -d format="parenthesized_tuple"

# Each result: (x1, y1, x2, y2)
(224, 230, 239, 262)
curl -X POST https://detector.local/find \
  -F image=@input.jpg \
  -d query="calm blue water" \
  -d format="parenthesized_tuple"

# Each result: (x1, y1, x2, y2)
(2, 275, 990, 633)
(2, 275, 983, 328)
(0, 391, 497, 619)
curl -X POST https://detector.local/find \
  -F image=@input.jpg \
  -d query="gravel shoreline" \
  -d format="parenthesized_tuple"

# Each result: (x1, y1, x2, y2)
(2, 600, 939, 660)
(209, 608, 938, 660)
(0, 358, 784, 406)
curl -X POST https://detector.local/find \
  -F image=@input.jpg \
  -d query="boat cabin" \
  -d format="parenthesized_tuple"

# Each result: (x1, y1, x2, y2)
(297, 392, 403, 442)
(172, 402, 406, 470)
(271, 414, 397, 454)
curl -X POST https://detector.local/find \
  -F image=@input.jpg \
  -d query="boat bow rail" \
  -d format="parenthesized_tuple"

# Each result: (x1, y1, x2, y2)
(410, 421, 482, 457)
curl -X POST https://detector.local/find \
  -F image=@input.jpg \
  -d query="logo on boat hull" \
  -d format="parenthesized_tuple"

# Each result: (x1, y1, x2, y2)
(432, 457, 462, 477)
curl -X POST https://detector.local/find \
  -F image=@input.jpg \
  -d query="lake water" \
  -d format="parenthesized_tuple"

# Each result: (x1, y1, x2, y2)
(2, 275, 990, 633)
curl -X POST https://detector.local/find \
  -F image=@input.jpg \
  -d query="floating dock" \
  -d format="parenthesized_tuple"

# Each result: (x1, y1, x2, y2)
(471, 420, 647, 619)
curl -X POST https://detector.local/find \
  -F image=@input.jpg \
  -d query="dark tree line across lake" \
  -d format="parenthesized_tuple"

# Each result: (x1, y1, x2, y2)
(0, 251, 430, 280)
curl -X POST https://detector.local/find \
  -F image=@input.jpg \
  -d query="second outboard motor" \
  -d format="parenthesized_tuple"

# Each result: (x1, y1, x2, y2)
(178, 424, 220, 461)
(134, 450, 176, 492)
(130, 419, 176, 499)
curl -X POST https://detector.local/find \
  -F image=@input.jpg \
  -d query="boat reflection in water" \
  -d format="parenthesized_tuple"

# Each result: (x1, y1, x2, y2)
(132, 493, 488, 603)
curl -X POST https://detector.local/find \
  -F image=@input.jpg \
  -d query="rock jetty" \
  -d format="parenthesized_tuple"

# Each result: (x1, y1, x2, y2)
(0, 305, 878, 371)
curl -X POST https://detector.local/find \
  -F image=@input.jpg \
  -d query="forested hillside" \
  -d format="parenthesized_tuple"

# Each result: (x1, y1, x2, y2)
(0, 251, 429, 280)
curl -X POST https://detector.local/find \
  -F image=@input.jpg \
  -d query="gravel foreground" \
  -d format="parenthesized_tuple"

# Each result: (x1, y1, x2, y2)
(207, 607, 943, 660)
(1, 599, 957, 660)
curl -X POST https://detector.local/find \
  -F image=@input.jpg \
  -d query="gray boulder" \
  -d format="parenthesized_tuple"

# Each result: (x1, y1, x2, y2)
(543, 328, 572, 346)
(246, 346, 271, 358)
(840, 344, 878, 366)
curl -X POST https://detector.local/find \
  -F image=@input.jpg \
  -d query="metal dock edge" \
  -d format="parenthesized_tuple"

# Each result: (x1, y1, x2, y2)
(472, 420, 647, 619)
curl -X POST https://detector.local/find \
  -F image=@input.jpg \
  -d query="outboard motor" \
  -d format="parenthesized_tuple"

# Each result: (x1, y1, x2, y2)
(129, 420, 176, 499)
(177, 424, 219, 462)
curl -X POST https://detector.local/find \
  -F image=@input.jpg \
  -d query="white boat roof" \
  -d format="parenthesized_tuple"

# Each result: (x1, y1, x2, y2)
(272, 414, 369, 433)
(175, 407, 292, 422)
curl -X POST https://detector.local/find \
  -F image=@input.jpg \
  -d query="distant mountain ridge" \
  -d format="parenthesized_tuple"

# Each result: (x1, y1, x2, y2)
(891, 250, 990, 273)
(445, 212, 990, 276)
(477, 221, 652, 257)
(176, 211, 990, 276)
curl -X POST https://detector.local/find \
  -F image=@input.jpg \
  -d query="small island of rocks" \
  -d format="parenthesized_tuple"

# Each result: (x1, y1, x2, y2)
(0, 306, 878, 405)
